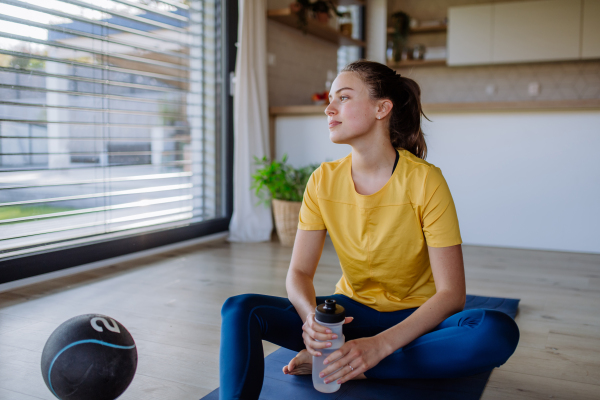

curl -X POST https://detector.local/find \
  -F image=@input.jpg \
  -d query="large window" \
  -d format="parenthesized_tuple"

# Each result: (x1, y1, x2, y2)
(0, 0, 227, 261)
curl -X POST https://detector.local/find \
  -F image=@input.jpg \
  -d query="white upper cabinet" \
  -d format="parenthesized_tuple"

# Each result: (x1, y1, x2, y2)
(447, 4, 493, 66)
(493, 0, 581, 63)
(448, 0, 594, 66)
(582, 0, 600, 58)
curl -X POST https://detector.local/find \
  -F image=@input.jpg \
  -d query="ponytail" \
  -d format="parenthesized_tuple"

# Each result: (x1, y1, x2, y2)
(341, 60, 429, 159)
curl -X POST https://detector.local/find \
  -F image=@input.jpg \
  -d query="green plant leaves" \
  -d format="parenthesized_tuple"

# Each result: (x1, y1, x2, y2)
(250, 154, 318, 207)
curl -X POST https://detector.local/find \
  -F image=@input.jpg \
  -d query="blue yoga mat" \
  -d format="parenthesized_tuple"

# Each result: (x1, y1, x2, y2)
(202, 295, 519, 400)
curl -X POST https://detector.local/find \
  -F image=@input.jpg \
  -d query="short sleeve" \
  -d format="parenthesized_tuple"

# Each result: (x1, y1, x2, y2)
(421, 166, 462, 247)
(298, 166, 326, 231)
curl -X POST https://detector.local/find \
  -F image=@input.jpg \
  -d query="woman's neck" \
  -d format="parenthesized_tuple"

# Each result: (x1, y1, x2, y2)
(350, 138, 397, 176)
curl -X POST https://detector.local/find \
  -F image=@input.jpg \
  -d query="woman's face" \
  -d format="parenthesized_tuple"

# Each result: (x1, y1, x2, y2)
(325, 71, 379, 145)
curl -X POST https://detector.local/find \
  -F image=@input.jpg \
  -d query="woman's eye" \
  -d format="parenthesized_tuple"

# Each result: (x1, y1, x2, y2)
(340, 96, 348, 101)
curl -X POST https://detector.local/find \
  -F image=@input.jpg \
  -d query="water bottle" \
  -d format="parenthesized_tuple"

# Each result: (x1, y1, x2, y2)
(312, 299, 345, 393)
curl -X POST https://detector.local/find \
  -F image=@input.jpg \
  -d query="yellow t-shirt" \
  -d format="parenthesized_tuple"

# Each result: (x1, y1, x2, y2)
(298, 149, 462, 312)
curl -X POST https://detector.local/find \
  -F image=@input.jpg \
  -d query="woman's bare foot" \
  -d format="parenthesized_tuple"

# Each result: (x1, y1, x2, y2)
(282, 349, 312, 375)
(282, 349, 367, 380)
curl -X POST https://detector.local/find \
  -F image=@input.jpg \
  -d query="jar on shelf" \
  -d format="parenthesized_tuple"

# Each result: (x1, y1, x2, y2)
(386, 40, 394, 63)
(412, 44, 426, 60)
(339, 11, 353, 37)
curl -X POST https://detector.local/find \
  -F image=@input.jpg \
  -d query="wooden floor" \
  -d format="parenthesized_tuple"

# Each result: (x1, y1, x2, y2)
(0, 237, 599, 400)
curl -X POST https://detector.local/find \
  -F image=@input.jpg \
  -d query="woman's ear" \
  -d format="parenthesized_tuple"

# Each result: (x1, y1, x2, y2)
(377, 99, 394, 120)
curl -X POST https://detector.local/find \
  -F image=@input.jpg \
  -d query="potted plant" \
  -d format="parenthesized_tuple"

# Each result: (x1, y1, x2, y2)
(251, 155, 318, 247)
(390, 11, 411, 62)
(290, 0, 343, 33)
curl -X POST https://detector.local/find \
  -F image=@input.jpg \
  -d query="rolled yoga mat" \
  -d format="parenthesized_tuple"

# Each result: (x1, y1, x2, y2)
(202, 294, 520, 400)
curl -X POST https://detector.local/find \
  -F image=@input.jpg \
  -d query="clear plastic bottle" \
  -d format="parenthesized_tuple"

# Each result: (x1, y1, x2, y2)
(312, 299, 345, 393)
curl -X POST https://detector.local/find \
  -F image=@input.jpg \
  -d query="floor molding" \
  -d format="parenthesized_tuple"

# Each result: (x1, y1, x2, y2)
(0, 231, 229, 294)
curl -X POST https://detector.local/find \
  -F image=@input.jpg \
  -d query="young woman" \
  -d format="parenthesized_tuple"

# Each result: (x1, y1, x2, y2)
(219, 60, 519, 400)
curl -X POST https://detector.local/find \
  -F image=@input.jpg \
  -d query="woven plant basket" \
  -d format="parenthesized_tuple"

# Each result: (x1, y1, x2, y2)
(271, 199, 302, 247)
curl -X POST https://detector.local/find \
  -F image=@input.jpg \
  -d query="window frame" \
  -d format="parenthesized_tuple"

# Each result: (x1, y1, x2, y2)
(0, 0, 237, 284)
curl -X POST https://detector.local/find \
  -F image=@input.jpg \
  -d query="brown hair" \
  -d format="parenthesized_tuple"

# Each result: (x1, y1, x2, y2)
(341, 60, 429, 159)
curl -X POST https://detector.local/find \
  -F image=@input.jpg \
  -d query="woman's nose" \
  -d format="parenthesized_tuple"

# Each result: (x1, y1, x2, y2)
(325, 102, 336, 116)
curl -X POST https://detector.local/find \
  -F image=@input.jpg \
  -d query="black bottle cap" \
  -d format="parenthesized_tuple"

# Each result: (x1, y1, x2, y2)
(315, 299, 345, 324)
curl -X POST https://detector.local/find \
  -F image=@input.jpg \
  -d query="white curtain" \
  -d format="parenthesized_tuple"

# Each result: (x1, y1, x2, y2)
(228, 0, 273, 242)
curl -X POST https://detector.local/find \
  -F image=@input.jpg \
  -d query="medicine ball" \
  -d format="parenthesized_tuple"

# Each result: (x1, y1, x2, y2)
(41, 314, 137, 400)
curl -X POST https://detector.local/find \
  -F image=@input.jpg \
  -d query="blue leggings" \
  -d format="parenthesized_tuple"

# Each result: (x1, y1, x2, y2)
(219, 294, 519, 400)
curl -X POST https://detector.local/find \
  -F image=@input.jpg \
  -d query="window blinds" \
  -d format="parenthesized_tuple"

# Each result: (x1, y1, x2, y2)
(0, 0, 224, 259)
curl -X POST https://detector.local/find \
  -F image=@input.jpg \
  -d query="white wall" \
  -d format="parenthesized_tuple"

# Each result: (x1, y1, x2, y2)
(275, 115, 351, 167)
(275, 110, 600, 254)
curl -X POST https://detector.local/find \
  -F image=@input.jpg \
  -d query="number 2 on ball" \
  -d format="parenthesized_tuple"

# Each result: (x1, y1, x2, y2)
(91, 317, 121, 333)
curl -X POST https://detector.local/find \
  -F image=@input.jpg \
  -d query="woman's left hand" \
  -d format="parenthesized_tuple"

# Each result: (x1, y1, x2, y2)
(318, 335, 390, 384)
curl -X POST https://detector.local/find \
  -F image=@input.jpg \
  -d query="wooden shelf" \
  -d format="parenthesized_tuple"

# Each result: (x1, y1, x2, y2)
(267, 8, 365, 47)
(388, 59, 447, 68)
(270, 99, 600, 116)
(333, 0, 365, 5)
(270, 105, 327, 115)
(387, 25, 448, 35)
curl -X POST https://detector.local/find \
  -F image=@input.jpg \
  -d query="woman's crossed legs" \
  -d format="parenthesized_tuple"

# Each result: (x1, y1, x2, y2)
(219, 294, 519, 400)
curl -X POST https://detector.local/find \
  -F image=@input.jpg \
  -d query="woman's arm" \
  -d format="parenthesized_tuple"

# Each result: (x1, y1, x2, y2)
(286, 229, 353, 357)
(286, 229, 327, 323)
(375, 244, 466, 355)
(319, 244, 466, 383)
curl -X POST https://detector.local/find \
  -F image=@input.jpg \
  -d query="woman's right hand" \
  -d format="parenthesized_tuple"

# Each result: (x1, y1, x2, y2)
(302, 313, 354, 356)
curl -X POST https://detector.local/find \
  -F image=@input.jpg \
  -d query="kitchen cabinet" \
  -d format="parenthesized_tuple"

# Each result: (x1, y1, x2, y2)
(492, 0, 581, 63)
(582, 0, 600, 58)
(447, 4, 492, 66)
(447, 0, 594, 66)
